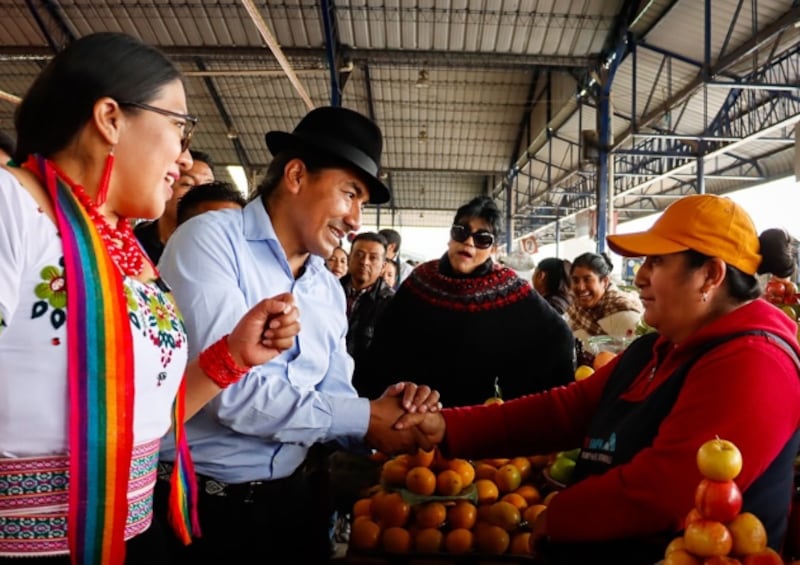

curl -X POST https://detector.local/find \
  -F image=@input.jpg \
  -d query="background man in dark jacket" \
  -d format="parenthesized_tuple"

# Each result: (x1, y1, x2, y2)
(341, 231, 395, 383)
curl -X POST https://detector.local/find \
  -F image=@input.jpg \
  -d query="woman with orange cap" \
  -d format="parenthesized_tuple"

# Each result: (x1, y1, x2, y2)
(399, 194, 800, 564)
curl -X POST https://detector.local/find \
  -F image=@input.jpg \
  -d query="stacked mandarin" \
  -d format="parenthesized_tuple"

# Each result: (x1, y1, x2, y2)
(348, 447, 559, 557)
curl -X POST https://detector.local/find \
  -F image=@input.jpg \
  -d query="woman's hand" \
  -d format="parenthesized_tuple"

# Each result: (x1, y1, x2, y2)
(393, 409, 446, 447)
(227, 293, 299, 367)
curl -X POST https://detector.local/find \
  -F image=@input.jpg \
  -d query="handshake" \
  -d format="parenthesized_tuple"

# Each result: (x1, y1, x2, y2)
(365, 382, 447, 456)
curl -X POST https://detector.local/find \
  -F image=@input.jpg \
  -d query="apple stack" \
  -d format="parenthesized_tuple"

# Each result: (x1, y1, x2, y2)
(664, 438, 785, 565)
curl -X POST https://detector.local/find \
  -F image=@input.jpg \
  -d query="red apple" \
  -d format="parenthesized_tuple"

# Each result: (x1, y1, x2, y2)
(697, 438, 743, 481)
(684, 520, 733, 557)
(695, 478, 743, 522)
(741, 548, 784, 565)
(727, 512, 767, 556)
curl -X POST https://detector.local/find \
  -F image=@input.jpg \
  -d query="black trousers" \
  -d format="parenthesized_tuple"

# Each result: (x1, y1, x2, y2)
(0, 521, 171, 565)
(153, 463, 332, 565)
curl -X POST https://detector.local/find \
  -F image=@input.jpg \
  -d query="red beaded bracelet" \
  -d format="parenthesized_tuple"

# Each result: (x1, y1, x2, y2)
(198, 334, 251, 388)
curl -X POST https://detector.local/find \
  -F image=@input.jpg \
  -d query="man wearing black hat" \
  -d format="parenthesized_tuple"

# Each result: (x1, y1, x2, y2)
(153, 107, 440, 563)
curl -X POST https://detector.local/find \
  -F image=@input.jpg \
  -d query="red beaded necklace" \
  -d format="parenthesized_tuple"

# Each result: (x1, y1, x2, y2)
(24, 156, 145, 277)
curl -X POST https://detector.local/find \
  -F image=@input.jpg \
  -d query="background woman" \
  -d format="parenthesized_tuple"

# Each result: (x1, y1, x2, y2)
(532, 257, 573, 315)
(355, 196, 575, 406)
(0, 32, 300, 565)
(402, 194, 800, 564)
(326, 244, 349, 279)
(567, 251, 643, 347)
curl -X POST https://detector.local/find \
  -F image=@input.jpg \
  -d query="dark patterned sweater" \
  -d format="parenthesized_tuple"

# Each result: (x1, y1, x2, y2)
(353, 255, 576, 407)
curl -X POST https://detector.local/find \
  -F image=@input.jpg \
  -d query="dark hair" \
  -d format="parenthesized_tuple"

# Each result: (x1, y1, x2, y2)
(255, 146, 366, 202)
(384, 258, 398, 272)
(571, 252, 613, 278)
(177, 181, 246, 225)
(682, 229, 796, 301)
(351, 231, 388, 250)
(758, 228, 795, 279)
(14, 32, 182, 163)
(682, 250, 758, 301)
(379, 228, 401, 249)
(0, 130, 15, 159)
(536, 257, 572, 298)
(453, 196, 501, 235)
(189, 149, 215, 172)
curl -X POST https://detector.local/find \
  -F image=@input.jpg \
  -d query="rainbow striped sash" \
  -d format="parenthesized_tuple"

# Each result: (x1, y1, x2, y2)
(31, 155, 199, 564)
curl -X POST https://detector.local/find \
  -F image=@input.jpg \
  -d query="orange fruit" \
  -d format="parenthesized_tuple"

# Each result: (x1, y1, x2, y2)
(372, 491, 410, 528)
(500, 492, 528, 511)
(514, 484, 542, 506)
(444, 528, 474, 554)
(475, 523, 511, 554)
(436, 469, 463, 496)
(380, 459, 409, 487)
(510, 531, 533, 555)
(522, 504, 547, 529)
(592, 350, 617, 370)
(475, 479, 500, 505)
(407, 448, 435, 468)
(413, 527, 443, 553)
(662, 549, 702, 565)
(484, 457, 511, 468)
(414, 501, 447, 529)
(447, 500, 478, 530)
(487, 500, 521, 531)
(350, 518, 381, 551)
(381, 526, 411, 553)
(477, 504, 492, 523)
(543, 491, 559, 505)
(509, 456, 532, 481)
(447, 458, 476, 487)
(494, 464, 522, 493)
(405, 466, 437, 496)
(664, 536, 686, 556)
(474, 461, 497, 481)
(352, 497, 372, 518)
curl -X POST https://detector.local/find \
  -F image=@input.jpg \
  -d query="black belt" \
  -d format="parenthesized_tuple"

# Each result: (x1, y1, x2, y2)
(157, 461, 304, 503)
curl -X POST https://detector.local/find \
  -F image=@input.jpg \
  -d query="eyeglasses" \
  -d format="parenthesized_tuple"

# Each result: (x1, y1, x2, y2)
(450, 224, 495, 249)
(119, 101, 198, 153)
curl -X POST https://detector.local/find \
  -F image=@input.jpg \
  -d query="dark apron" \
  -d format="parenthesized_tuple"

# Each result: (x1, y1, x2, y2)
(539, 330, 800, 565)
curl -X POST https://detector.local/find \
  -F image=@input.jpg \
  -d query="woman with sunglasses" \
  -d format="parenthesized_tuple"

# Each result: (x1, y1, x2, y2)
(0, 32, 301, 565)
(353, 196, 575, 407)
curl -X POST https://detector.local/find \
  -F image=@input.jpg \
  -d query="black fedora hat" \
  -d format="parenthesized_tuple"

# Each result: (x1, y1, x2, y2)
(265, 106, 391, 205)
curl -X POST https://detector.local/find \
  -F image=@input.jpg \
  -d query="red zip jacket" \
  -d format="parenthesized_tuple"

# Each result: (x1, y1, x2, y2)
(441, 298, 800, 542)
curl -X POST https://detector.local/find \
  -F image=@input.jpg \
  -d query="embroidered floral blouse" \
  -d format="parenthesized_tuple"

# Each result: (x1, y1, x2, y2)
(0, 167, 187, 456)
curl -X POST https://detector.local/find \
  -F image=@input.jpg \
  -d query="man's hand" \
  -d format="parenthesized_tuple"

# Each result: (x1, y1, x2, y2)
(227, 292, 299, 367)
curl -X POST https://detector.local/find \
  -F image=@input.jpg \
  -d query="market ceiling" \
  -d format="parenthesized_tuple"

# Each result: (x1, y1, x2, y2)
(0, 0, 798, 250)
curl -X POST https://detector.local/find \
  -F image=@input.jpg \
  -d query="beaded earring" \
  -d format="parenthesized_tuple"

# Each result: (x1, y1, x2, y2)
(95, 147, 115, 206)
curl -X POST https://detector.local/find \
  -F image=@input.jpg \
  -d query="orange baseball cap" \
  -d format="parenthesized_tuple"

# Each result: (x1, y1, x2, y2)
(606, 194, 761, 275)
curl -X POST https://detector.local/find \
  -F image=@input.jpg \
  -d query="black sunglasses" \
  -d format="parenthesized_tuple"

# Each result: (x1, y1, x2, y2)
(450, 224, 495, 249)
(119, 101, 198, 153)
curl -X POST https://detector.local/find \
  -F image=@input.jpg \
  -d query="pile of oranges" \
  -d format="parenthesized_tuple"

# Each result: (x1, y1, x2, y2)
(348, 448, 558, 556)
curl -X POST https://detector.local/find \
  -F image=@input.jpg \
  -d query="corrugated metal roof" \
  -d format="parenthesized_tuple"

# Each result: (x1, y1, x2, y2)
(0, 0, 797, 245)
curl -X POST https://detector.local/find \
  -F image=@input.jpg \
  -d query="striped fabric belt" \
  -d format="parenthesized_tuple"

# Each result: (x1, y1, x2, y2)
(0, 439, 160, 557)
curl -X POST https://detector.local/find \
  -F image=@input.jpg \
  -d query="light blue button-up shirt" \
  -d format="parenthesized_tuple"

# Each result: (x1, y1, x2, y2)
(158, 199, 371, 483)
